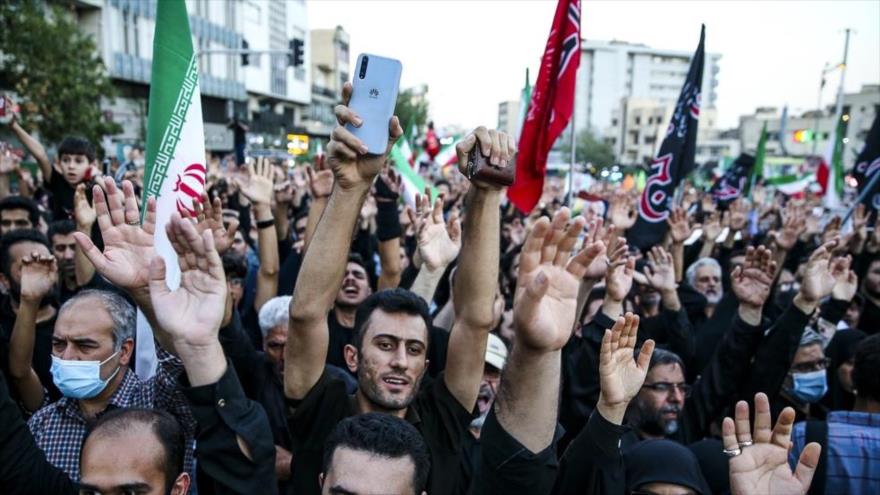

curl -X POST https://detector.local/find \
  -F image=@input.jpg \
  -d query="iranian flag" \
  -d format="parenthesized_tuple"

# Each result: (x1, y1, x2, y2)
(137, 0, 207, 378)
(389, 140, 435, 206)
(818, 115, 847, 209)
(515, 68, 532, 141)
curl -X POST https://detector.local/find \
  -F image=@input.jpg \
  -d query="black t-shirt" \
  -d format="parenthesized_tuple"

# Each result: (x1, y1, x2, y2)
(0, 296, 60, 402)
(286, 370, 473, 495)
(48, 172, 76, 221)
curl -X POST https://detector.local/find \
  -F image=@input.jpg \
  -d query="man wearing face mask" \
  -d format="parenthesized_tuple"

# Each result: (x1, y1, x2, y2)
(26, 289, 196, 482)
(778, 330, 830, 421)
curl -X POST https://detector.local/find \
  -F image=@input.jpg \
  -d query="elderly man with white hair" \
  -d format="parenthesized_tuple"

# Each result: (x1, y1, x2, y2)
(686, 258, 723, 319)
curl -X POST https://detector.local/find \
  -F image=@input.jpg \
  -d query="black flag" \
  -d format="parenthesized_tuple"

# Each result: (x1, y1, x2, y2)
(627, 25, 705, 250)
(709, 153, 755, 207)
(852, 113, 880, 212)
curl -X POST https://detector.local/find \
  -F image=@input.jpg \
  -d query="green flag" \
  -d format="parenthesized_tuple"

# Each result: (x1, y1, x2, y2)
(515, 68, 532, 141)
(749, 122, 767, 199)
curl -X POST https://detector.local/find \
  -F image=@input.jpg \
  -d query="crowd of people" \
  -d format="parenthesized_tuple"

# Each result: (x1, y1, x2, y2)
(0, 83, 877, 495)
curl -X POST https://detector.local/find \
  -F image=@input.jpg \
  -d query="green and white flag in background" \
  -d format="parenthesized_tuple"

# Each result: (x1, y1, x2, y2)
(137, 0, 207, 378)
(516, 68, 532, 142)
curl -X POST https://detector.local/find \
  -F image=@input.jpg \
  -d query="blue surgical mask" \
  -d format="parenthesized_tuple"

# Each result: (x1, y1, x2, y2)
(791, 369, 828, 404)
(50, 352, 121, 399)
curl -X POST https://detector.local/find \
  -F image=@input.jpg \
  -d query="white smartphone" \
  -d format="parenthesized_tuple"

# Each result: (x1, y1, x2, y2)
(346, 53, 402, 155)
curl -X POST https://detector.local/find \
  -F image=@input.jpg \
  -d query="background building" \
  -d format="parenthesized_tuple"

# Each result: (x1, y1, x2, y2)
(65, 0, 311, 156)
(738, 84, 879, 168)
(497, 99, 519, 137)
(306, 26, 350, 140)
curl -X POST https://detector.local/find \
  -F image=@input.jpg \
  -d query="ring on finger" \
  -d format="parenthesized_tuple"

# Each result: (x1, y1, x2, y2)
(722, 446, 742, 457)
(738, 440, 754, 448)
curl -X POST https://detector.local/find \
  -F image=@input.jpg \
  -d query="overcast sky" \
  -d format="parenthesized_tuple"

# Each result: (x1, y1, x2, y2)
(308, 0, 880, 131)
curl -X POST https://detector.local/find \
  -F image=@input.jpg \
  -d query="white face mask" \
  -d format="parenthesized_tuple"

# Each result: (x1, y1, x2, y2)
(50, 352, 120, 399)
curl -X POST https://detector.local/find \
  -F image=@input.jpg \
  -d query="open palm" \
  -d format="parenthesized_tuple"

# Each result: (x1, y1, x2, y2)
(411, 192, 461, 271)
(514, 209, 604, 352)
(726, 394, 819, 495)
(731, 246, 776, 308)
(73, 178, 156, 292)
(150, 214, 227, 347)
(598, 313, 653, 407)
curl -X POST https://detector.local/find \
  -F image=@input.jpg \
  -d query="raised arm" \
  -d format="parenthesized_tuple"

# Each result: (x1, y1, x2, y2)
(666, 207, 693, 283)
(496, 208, 603, 451)
(235, 158, 278, 312)
(8, 253, 57, 412)
(446, 127, 509, 410)
(408, 191, 461, 304)
(5, 101, 52, 181)
(73, 184, 97, 287)
(374, 167, 404, 290)
(285, 83, 403, 400)
(303, 164, 334, 252)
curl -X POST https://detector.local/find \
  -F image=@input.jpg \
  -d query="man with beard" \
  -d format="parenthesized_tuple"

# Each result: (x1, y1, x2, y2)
(620, 247, 779, 449)
(0, 229, 61, 406)
(685, 257, 723, 319)
(457, 333, 507, 494)
(285, 83, 511, 495)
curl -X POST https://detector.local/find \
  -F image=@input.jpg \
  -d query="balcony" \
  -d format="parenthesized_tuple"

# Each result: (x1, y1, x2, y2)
(311, 84, 337, 100)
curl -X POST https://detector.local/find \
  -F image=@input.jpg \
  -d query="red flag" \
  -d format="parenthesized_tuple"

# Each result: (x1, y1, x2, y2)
(508, 0, 581, 213)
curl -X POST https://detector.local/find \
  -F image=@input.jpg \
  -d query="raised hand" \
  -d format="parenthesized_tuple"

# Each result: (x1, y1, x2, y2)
(327, 82, 403, 191)
(643, 245, 676, 293)
(776, 203, 806, 250)
(0, 149, 20, 175)
(149, 214, 227, 348)
(796, 239, 845, 311)
(19, 253, 58, 304)
(607, 192, 638, 231)
(820, 216, 842, 246)
(830, 255, 857, 302)
(235, 157, 274, 206)
(408, 190, 461, 272)
(73, 177, 157, 292)
(582, 218, 622, 280)
(702, 210, 724, 242)
(606, 250, 635, 303)
(728, 198, 750, 232)
(725, 393, 820, 495)
(74, 183, 96, 229)
(454, 126, 516, 191)
(514, 208, 605, 352)
(598, 313, 655, 424)
(667, 207, 693, 244)
(731, 246, 776, 308)
(373, 165, 403, 203)
(306, 164, 334, 199)
(184, 192, 239, 255)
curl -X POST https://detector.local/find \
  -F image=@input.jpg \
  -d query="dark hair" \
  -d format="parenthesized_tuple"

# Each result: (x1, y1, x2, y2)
(353, 288, 432, 352)
(648, 348, 686, 373)
(0, 229, 50, 277)
(853, 334, 880, 403)
(0, 196, 40, 226)
(48, 220, 76, 242)
(222, 251, 248, 279)
(347, 252, 368, 273)
(58, 136, 96, 162)
(323, 413, 430, 493)
(83, 408, 185, 492)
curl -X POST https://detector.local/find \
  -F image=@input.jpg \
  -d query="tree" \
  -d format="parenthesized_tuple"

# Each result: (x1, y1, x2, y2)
(0, 2, 121, 146)
(560, 128, 615, 170)
(394, 87, 429, 136)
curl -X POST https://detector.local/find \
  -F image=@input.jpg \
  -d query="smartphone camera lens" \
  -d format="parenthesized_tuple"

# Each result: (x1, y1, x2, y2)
(359, 56, 369, 79)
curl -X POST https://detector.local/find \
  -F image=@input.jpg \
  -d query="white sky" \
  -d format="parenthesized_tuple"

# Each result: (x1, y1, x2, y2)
(308, 0, 880, 131)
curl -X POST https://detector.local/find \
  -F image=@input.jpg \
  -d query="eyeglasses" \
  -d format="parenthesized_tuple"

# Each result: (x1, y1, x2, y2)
(266, 342, 285, 350)
(791, 358, 830, 374)
(642, 382, 692, 398)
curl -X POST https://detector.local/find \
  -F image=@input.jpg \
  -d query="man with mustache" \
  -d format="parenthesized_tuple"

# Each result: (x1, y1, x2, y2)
(685, 257, 723, 319)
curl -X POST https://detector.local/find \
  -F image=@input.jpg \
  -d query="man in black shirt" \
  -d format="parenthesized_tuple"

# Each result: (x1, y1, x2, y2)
(285, 85, 511, 495)
(0, 229, 60, 406)
(326, 254, 372, 372)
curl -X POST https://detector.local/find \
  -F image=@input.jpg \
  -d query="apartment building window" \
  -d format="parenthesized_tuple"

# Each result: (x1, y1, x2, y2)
(634, 116, 641, 125)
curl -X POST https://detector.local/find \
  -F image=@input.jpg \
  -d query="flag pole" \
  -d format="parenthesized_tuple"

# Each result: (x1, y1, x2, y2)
(567, 102, 576, 206)
(844, 170, 880, 223)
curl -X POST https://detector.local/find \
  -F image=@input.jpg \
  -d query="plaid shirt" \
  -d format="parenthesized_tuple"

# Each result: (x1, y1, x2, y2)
(27, 347, 196, 482)
(790, 411, 880, 495)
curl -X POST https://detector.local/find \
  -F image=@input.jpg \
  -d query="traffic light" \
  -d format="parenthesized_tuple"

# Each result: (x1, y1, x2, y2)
(241, 39, 250, 66)
(288, 38, 304, 67)
(793, 129, 814, 143)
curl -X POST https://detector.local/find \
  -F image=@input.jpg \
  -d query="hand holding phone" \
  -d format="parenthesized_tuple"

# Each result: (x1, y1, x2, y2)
(345, 54, 402, 155)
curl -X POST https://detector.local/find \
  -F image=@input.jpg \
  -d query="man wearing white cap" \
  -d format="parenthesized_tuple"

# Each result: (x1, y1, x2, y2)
(456, 333, 508, 494)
